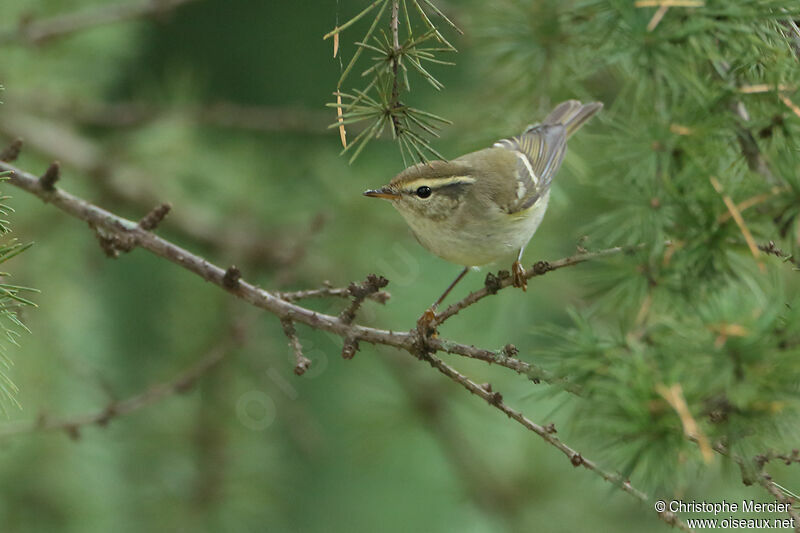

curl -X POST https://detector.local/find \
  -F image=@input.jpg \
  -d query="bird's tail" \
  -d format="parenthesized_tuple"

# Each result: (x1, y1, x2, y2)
(542, 100, 603, 137)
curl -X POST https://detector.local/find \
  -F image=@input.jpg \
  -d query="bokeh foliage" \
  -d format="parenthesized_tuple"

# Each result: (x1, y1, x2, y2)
(0, 1, 798, 532)
(0, 83, 36, 414)
(0, 174, 36, 411)
(478, 0, 800, 487)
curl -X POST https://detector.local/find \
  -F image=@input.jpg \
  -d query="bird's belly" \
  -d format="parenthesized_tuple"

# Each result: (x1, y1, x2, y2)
(401, 193, 550, 267)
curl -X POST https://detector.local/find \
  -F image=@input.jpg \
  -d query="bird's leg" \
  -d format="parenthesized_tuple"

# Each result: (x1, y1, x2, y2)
(512, 248, 527, 291)
(417, 266, 470, 334)
(433, 266, 470, 309)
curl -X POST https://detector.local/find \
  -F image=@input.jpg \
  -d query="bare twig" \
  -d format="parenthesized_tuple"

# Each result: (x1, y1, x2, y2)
(759, 241, 799, 268)
(433, 246, 633, 327)
(278, 284, 390, 304)
(707, 441, 800, 532)
(419, 351, 694, 533)
(339, 274, 389, 359)
(0, 323, 243, 438)
(758, 474, 800, 531)
(0, 0, 201, 46)
(280, 319, 311, 376)
(756, 448, 800, 467)
(776, 450, 800, 465)
(339, 274, 390, 324)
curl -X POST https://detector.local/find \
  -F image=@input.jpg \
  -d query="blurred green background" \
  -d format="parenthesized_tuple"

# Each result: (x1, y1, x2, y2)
(1, 1, 798, 532)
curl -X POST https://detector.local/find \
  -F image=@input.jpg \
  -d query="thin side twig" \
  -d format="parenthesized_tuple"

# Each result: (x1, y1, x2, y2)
(278, 285, 390, 304)
(433, 245, 634, 326)
(339, 274, 390, 324)
(280, 319, 311, 376)
(699, 440, 800, 532)
(759, 241, 799, 269)
(0, 323, 243, 438)
(419, 351, 694, 533)
(758, 475, 800, 531)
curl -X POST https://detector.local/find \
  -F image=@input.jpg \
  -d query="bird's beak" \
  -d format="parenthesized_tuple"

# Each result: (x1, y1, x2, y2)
(363, 187, 400, 200)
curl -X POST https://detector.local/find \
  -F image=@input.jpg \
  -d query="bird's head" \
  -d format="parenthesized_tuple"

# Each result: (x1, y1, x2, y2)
(363, 160, 475, 222)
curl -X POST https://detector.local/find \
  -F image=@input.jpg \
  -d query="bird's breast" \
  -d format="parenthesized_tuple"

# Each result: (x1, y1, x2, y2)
(395, 192, 550, 267)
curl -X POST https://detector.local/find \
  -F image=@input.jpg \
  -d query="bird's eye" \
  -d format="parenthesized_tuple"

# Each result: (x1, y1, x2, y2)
(416, 186, 432, 198)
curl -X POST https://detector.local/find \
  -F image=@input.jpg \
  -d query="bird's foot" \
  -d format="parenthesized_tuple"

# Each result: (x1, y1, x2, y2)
(511, 260, 527, 291)
(416, 307, 438, 337)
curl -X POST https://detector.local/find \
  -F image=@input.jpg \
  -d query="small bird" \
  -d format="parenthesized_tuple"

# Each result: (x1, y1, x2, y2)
(364, 100, 602, 319)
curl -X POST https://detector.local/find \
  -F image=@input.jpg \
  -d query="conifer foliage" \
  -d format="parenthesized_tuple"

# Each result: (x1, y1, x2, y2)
(336, 0, 800, 500)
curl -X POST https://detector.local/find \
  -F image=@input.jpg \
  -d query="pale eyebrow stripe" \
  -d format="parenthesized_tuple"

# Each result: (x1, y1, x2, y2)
(399, 176, 476, 191)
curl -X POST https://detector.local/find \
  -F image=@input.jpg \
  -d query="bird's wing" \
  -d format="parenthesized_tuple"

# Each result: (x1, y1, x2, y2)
(492, 123, 567, 214)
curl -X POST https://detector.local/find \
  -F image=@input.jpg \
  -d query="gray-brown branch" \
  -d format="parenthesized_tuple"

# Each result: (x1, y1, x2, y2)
(0, 158, 687, 530)
(434, 247, 634, 327)
(0, 158, 545, 374)
(758, 474, 800, 531)
(278, 284, 390, 304)
(421, 351, 693, 533)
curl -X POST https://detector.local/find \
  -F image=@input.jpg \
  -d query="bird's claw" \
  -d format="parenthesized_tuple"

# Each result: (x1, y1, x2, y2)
(416, 307, 438, 337)
(512, 260, 527, 291)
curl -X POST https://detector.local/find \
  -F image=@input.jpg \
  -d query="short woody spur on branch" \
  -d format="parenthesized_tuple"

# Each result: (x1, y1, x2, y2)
(0, 153, 692, 532)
